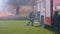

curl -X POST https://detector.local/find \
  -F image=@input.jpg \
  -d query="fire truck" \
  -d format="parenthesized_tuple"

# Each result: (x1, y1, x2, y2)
(37, 0, 60, 33)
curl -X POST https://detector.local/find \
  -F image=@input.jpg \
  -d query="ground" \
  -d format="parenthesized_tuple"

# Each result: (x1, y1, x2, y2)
(0, 20, 56, 34)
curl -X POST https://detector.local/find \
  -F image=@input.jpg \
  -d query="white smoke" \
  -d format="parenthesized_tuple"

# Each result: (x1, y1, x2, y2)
(0, 0, 8, 11)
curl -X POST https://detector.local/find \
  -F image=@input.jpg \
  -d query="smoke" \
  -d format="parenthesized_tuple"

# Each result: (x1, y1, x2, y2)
(0, 0, 8, 11)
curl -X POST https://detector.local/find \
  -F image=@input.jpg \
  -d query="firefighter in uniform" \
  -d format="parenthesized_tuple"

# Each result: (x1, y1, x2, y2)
(26, 12, 35, 26)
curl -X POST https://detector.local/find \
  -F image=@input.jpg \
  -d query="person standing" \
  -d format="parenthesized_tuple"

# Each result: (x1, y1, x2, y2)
(37, 11, 40, 23)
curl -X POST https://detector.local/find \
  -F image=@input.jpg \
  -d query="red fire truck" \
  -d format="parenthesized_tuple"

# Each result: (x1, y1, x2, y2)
(37, 0, 60, 32)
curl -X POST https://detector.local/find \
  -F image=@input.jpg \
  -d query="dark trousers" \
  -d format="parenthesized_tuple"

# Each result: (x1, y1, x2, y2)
(27, 20, 34, 26)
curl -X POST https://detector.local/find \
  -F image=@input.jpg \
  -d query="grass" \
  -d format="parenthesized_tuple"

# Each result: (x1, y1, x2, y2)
(0, 20, 56, 34)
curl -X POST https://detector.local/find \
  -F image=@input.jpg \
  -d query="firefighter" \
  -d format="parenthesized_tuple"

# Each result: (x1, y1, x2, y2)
(26, 12, 35, 26)
(52, 11, 58, 27)
(57, 11, 60, 33)
(53, 11, 60, 33)
(37, 11, 40, 22)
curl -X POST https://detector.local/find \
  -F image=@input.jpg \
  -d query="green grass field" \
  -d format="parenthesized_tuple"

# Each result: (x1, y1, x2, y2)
(0, 20, 56, 34)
